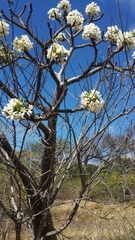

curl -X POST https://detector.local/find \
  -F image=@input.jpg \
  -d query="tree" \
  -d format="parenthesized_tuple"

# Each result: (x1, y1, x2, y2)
(0, 0, 135, 239)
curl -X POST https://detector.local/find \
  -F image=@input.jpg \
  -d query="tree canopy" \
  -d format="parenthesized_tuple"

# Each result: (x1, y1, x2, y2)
(0, 0, 135, 239)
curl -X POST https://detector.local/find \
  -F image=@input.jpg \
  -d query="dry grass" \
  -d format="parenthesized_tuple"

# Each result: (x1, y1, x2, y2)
(0, 219, 32, 240)
(52, 201, 135, 239)
(1, 201, 135, 239)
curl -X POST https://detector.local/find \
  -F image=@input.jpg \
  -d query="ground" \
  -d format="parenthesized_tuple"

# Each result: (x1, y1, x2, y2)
(1, 201, 135, 239)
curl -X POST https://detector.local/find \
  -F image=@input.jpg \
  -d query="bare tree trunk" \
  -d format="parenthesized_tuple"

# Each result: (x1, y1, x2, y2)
(42, 211, 57, 240)
(31, 127, 57, 240)
(15, 221, 21, 240)
(31, 196, 57, 240)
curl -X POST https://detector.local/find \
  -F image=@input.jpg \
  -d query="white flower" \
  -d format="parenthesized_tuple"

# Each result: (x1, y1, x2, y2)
(0, 19, 9, 38)
(13, 35, 33, 52)
(66, 10, 84, 31)
(104, 25, 119, 42)
(26, 105, 33, 116)
(47, 42, 69, 64)
(105, 27, 135, 49)
(0, 43, 15, 62)
(57, 0, 71, 13)
(80, 90, 104, 112)
(85, 2, 100, 16)
(48, 8, 61, 20)
(2, 98, 33, 120)
(132, 51, 135, 59)
(117, 30, 135, 50)
(55, 32, 66, 41)
(82, 23, 101, 40)
(0, 45, 7, 61)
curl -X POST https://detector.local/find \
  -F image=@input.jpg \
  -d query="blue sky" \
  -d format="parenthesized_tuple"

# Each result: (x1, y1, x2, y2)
(1, 0, 135, 67)
(1, 0, 135, 103)
(1, 0, 135, 51)
(1, 0, 135, 32)
(1, 0, 135, 146)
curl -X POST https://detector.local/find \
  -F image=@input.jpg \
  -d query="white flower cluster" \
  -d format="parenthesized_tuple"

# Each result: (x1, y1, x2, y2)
(2, 98, 33, 120)
(80, 90, 104, 112)
(117, 30, 135, 50)
(55, 32, 66, 41)
(0, 19, 9, 38)
(48, 0, 71, 20)
(47, 42, 69, 64)
(57, 0, 71, 13)
(13, 35, 33, 52)
(105, 26, 135, 50)
(82, 23, 101, 41)
(66, 10, 84, 31)
(48, 8, 61, 20)
(0, 45, 7, 61)
(104, 25, 119, 42)
(85, 2, 100, 17)
(0, 44, 14, 62)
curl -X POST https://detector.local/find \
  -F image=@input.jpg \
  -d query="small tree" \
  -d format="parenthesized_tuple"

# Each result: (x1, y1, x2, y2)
(0, 0, 135, 239)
